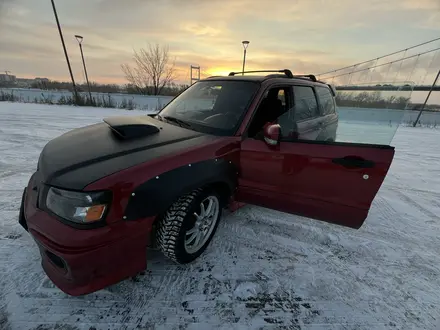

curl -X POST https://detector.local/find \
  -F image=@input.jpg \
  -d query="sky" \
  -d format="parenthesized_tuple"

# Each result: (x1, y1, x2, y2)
(0, 0, 439, 86)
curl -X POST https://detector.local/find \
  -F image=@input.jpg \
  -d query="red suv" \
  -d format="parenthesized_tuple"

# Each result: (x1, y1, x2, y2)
(19, 69, 394, 295)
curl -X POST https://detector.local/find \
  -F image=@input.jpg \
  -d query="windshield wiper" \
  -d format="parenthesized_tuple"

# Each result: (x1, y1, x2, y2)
(163, 116, 192, 128)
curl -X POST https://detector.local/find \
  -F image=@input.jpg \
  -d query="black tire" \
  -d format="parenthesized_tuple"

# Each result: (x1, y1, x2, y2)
(156, 188, 222, 264)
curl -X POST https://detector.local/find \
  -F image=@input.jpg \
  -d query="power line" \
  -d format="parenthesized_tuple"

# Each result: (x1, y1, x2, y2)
(317, 36, 440, 77)
(324, 47, 440, 80)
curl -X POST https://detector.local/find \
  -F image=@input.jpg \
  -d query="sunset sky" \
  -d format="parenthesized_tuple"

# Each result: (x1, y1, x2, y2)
(1, 0, 439, 85)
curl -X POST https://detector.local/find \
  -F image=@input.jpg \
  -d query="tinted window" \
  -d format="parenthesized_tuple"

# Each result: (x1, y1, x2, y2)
(247, 87, 289, 138)
(158, 80, 259, 136)
(276, 86, 319, 139)
(277, 89, 286, 107)
(292, 86, 319, 120)
(316, 86, 335, 115)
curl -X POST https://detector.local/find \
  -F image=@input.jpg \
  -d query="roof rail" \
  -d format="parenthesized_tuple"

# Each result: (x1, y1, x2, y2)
(228, 69, 294, 78)
(292, 74, 317, 82)
(227, 70, 320, 82)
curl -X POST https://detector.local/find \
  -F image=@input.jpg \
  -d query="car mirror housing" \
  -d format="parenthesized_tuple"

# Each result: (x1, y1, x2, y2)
(263, 123, 281, 147)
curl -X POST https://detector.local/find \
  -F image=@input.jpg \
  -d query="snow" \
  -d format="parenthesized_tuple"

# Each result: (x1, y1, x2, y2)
(1, 102, 440, 330)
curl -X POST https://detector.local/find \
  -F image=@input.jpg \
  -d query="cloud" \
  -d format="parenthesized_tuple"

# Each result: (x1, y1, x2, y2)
(182, 23, 223, 37)
(401, 0, 440, 10)
(1, 0, 439, 84)
(0, 0, 16, 19)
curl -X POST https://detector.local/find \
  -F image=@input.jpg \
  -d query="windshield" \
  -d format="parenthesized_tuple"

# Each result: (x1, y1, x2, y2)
(157, 80, 259, 135)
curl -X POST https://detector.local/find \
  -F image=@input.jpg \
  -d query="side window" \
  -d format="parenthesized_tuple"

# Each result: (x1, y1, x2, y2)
(277, 89, 286, 108)
(292, 86, 319, 120)
(276, 86, 318, 139)
(316, 86, 335, 115)
(247, 86, 290, 138)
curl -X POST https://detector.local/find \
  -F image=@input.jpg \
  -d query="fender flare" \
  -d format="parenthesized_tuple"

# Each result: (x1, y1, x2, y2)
(123, 158, 237, 220)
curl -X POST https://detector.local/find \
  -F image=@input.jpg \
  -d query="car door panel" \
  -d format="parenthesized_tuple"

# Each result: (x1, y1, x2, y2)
(237, 138, 394, 229)
(237, 186, 369, 229)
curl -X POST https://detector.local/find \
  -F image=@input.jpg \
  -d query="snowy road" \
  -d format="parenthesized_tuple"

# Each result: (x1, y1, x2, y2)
(1, 102, 440, 330)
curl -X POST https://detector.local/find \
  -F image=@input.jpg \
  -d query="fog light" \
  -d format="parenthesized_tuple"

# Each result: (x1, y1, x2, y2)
(45, 250, 66, 270)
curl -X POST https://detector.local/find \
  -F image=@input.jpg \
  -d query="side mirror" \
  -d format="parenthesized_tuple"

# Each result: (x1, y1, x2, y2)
(263, 123, 281, 147)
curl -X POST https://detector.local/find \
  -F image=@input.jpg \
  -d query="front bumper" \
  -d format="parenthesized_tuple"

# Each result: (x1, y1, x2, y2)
(20, 172, 155, 296)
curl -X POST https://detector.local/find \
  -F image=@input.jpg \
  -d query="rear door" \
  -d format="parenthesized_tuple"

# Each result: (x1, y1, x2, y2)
(237, 83, 397, 229)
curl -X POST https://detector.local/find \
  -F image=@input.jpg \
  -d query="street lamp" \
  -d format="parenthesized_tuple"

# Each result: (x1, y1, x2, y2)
(75, 34, 93, 104)
(242, 40, 250, 75)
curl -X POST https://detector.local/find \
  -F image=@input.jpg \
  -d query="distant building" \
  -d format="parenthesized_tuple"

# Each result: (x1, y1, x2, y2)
(0, 75, 50, 87)
(35, 77, 50, 83)
(0, 74, 16, 82)
(15, 78, 35, 88)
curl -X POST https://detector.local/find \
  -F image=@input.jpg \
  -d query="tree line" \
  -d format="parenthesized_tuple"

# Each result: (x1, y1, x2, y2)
(26, 80, 188, 97)
(336, 91, 439, 111)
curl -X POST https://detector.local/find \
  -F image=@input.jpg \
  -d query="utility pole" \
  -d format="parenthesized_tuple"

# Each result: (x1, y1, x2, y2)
(413, 69, 440, 127)
(50, 0, 79, 103)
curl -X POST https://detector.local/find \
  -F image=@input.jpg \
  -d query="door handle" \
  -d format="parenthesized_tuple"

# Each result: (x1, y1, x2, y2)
(332, 156, 375, 168)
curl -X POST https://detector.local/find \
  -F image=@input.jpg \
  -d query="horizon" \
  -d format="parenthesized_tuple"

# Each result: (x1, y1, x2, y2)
(1, 0, 439, 85)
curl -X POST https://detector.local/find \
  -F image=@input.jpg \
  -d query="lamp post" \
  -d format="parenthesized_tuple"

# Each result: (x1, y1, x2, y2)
(51, 0, 79, 103)
(75, 35, 93, 104)
(242, 40, 250, 75)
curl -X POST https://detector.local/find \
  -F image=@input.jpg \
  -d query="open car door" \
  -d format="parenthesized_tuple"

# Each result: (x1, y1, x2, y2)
(236, 82, 407, 229)
(237, 139, 394, 228)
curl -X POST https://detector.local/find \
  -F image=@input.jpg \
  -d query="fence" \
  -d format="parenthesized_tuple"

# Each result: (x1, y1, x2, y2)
(0, 88, 174, 111)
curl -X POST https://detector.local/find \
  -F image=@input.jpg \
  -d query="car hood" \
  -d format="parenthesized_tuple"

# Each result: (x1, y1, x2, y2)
(38, 115, 217, 190)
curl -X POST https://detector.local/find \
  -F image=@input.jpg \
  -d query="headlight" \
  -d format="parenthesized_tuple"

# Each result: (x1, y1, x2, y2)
(46, 187, 111, 224)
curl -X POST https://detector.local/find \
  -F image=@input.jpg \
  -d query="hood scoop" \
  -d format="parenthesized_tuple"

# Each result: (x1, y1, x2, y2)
(103, 116, 160, 140)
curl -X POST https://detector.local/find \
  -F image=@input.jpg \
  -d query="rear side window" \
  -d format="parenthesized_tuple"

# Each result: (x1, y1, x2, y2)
(316, 86, 335, 115)
(292, 86, 319, 121)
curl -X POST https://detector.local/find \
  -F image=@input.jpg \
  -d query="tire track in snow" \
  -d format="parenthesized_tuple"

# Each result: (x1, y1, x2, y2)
(391, 188, 440, 220)
(1, 104, 440, 329)
(2, 212, 436, 330)
(0, 199, 436, 330)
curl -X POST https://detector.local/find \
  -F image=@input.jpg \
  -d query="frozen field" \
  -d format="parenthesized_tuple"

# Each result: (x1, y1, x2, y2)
(0, 102, 440, 330)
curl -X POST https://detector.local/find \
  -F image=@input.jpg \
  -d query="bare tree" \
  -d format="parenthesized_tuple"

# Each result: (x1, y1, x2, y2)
(121, 43, 176, 95)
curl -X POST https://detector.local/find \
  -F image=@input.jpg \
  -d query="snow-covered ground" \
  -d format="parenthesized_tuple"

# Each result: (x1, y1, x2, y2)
(1, 102, 440, 330)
